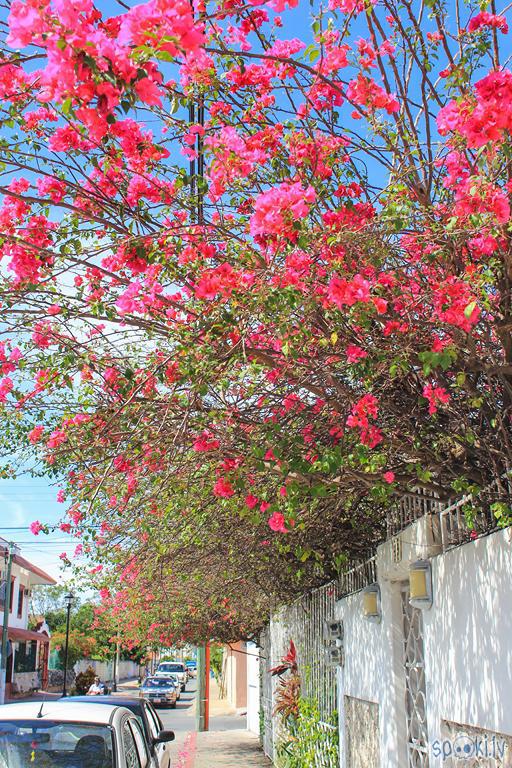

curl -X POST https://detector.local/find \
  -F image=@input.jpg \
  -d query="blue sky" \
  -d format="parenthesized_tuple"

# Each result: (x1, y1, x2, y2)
(0, 476, 69, 581)
(1, 0, 511, 586)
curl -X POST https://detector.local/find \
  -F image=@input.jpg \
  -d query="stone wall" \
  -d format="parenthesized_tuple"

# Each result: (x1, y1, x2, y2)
(344, 696, 380, 768)
(47, 668, 75, 691)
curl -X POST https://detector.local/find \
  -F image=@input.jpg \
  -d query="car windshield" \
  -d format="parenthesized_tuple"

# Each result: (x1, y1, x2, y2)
(158, 664, 182, 673)
(143, 678, 172, 689)
(0, 720, 114, 768)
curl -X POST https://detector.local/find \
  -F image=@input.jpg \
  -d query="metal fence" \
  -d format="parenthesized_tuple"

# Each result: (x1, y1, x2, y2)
(388, 472, 512, 552)
(260, 558, 377, 764)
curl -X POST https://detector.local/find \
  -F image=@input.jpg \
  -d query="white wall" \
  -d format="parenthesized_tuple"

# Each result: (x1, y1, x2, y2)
(11, 670, 40, 694)
(74, 658, 140, 682)
(424, 528, 512, 746)
(7, 562, 32, 630)
(335, 580, 407, 767)
(246, 641, 261, 735)
(335, 526, 512, 768)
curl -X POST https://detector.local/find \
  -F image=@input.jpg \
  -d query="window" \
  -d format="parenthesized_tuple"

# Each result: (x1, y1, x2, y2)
(14, 641, 37, 673)
(8, 577, 14, 613)
(128, 720, 148, 768)
(144, 703, 161, 740)
(17, 584, 24, 618)
(122, 720, 142, 768)
(0, 719, 114, 767)
(158, 663, 184, 673)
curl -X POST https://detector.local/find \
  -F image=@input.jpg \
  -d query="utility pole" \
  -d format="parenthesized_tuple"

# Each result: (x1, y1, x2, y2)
(204, 642, 210, 731)
(112, 639, 120, 692)
(196, 645, 206, 731)
(0, 542, 15, 705)
(196, 643, 211, 732)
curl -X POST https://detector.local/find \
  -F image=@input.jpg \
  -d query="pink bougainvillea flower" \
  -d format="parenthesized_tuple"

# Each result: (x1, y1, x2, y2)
(213, 477, 235, 498)
(423, 383, 451, 415)
(345, 344, 368, 363)
(245, 493, 259, 509)
(29, 520, 44, 535)
(268, 511, 288, 533)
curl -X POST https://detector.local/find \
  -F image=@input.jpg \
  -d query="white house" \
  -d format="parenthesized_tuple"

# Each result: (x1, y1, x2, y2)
(0, 538, 56, 697)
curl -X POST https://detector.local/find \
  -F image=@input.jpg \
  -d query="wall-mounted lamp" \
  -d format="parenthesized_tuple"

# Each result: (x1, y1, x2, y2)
(409, 560, 433, 609)
(362, 584, 381, 623)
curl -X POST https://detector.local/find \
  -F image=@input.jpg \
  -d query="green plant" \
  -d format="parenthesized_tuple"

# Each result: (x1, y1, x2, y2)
(277, 697, 339, 768)
(271, 641, 300, 721)
(209, 645, 224, 684)
(74, 666, 96, 695)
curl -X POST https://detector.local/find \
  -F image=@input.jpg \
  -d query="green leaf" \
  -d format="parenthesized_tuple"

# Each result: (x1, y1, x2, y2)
(464, 301, 477, 319)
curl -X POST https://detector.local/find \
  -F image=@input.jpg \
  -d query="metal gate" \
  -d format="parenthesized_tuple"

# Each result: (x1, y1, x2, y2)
(402, 586, 430, 767)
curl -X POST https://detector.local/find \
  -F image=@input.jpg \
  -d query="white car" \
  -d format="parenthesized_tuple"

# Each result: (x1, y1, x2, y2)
(0, 700, 175, 768)
(155, 662, 187, 691)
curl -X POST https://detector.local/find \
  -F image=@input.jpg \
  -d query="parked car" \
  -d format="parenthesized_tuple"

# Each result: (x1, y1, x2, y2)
(185, 660, 197, 678)
(0, 701, 174, 768)
(140, 677, 178, 708)
(155, 662, 187, 691)
(65, 695, 174, 767)
(164, 674, 181, 700)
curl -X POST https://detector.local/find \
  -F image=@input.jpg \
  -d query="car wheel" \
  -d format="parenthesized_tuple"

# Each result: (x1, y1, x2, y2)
(171, 701, 177, 709)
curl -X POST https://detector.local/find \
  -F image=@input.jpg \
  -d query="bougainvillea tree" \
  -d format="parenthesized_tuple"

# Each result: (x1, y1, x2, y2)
(1, 0, 512, 641)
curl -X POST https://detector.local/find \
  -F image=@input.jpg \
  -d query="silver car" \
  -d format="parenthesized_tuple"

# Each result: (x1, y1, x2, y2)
(0, 700, 175, 768)
(141, 676, 178, 708)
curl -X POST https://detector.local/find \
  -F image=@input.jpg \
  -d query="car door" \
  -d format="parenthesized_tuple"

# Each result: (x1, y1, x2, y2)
(144, 702, 171, 768)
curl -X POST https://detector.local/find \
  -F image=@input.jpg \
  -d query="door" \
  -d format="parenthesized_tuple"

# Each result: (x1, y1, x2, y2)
(401, 586, 430, 767)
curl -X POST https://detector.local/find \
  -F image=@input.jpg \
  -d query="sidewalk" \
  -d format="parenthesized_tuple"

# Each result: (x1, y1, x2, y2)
(177, 730, 272, 767)
(187, 678, 238, 718)
(7, 677, 140, 703)
(169, 678, 271, 766)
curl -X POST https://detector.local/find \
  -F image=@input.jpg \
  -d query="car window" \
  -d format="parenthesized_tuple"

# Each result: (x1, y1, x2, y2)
(128, 719, 148, 768)
(144, 704, 161, 740)
(0, 720, 114, 768)
(123, 720, 142, 768)
(158, 663, 183, 673)
(144, 678, 172, 688)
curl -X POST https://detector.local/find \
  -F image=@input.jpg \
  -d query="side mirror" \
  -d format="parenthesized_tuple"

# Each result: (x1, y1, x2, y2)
(154, 730, 175, 744)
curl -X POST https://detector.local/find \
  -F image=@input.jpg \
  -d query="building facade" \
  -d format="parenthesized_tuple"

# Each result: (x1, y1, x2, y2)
(260, 490, 512, 768)
(0, 539, 56, 697)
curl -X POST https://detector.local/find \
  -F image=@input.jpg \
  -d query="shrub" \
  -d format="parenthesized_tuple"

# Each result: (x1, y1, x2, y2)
(75, 666, 96, 695)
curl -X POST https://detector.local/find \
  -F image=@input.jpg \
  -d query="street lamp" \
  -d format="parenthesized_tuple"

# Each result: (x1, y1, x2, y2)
(62, 592, 74, 697)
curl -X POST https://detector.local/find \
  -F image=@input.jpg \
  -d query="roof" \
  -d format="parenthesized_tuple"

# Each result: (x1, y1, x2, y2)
(13, 553, 56, 586)
(0, 542, 57, 586)
(0, 627, 50, 643)
(0, 701, 132, 725)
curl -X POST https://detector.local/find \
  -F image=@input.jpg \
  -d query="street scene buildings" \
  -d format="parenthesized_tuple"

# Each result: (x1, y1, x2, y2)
(0, 0, 512, 765)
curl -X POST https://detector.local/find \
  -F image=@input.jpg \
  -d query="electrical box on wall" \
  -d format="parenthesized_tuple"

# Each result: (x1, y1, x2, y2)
(323, 618, 344, 666)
